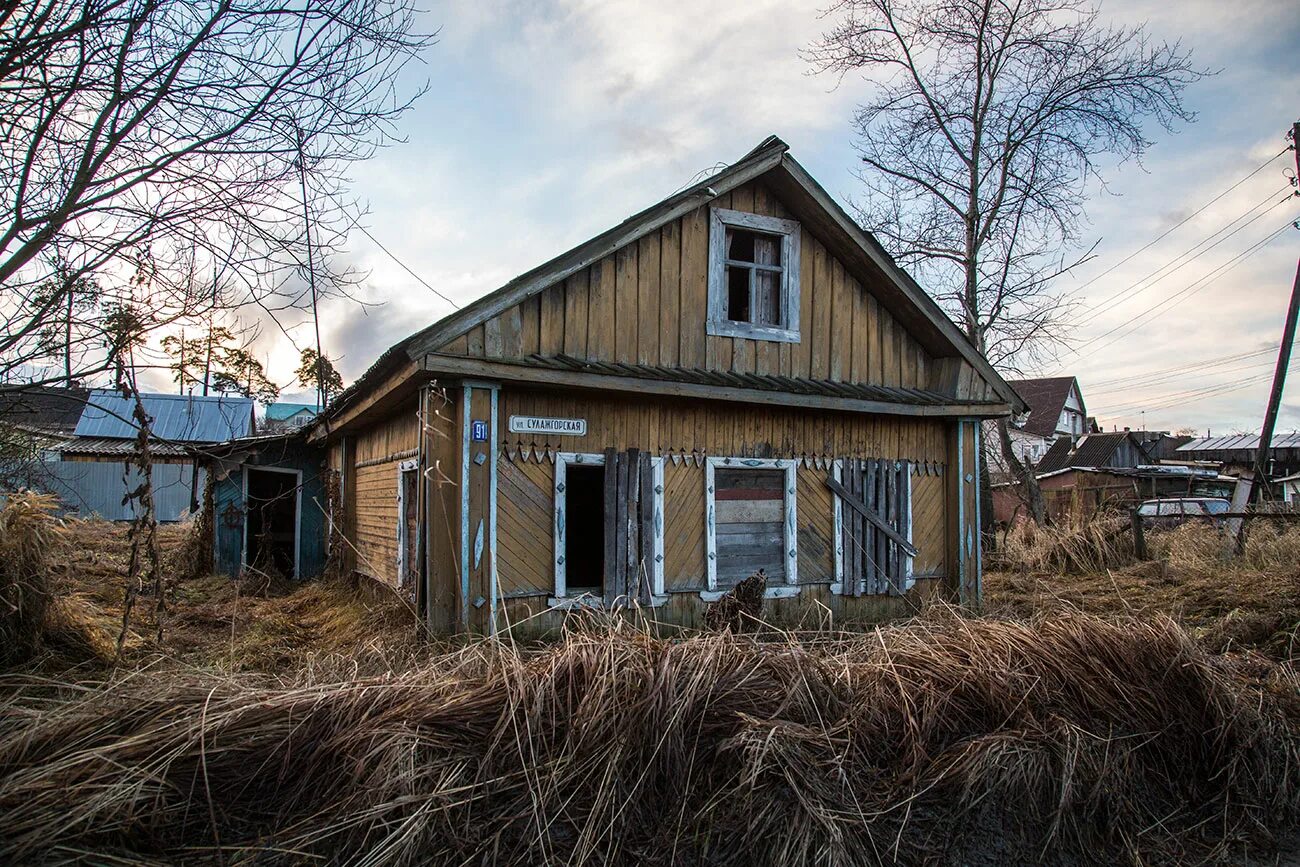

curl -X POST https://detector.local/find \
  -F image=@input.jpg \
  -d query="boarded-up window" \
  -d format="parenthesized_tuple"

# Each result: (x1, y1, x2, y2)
(706, 458, 797, 591)
(834, 459, 914, 596)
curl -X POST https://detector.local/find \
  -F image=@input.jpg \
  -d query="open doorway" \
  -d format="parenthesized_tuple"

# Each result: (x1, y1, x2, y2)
(244, 468, 299, 579)
(563, 464, 605, 595)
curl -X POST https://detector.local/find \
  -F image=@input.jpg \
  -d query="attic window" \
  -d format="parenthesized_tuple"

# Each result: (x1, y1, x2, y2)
(708, 208, 801, 343)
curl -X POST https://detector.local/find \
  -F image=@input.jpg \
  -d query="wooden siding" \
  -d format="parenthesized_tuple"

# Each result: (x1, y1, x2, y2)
(492, 387, 949, 606)
(436, 180, 946, 393)
(349, 403, 420, 587)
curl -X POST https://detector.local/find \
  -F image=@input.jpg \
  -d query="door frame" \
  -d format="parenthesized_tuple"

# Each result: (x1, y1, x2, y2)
(240, 464, 303, 579)
(396, 457, 419, 592)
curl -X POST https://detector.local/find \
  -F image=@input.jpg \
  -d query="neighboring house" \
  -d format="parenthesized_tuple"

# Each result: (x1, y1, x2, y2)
(1033, 431, 1152, 476)
(293, 136, 1022, 634)
(993, 464, 1235, 525)
(986, 376, 1090, 480)
(3, 389, 255, 521)
(263, 402, 317, 431)
(991, 430, 1153, 525)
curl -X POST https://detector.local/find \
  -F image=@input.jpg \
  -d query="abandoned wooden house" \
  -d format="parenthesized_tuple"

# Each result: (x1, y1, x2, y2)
(308, 136, 1024, 634)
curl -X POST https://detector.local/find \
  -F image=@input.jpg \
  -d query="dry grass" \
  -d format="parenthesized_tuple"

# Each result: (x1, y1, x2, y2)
(0, 492, 63, 665)
(29, 518, 421, 674)
(0, 613, 1296, 865)
(988, 518, 1300, 660)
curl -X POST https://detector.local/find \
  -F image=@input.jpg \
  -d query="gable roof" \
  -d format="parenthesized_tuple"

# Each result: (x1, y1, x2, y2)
(75, 391, 254, 443)
(0, 385, 89, 435)
(1035, 431, 1149, 475)
(325, 136, 1026, 423)
(266, 402, 317, 421)
(1007, 377, 1082, 438)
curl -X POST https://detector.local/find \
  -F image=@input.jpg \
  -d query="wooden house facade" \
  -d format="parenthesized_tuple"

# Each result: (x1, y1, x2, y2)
(309, 137, 1024, 634)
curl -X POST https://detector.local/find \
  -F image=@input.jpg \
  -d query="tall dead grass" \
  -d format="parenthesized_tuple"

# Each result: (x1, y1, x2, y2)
(0, 492, 63, 665)
(0, 613, 1296, 865)
(995, 513, 1134, 574)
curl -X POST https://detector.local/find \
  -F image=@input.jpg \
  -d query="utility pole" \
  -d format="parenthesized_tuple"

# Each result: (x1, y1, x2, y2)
(1251, 121, 1300, 504)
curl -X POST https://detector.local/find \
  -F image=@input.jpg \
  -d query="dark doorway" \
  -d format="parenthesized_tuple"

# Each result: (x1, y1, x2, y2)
(564, 464, 605, 595)
(245, 468, 298, 579)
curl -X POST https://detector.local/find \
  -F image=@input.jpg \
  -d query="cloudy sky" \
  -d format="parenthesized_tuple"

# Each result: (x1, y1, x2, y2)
(255, 0, 1299, 436)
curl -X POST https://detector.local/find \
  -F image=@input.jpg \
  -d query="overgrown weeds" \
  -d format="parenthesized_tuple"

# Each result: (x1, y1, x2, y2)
(0, 492, 63, 665)
(0, 613, 1296, 865)
(994, 512, 1134, 574)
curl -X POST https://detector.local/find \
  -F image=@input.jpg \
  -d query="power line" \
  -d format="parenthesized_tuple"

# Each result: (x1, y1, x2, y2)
(1078, 186, 1292, 321)
(1086, 346, 1275, 389)
(1069, 219, 1296, 357)
(1067, 147, 1290, 297)
(1088, 354, 1282, 398)
(348, 218, 460, 310)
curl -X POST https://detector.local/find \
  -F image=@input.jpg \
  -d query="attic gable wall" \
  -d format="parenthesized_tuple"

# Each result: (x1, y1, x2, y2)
(435, 179, 987, 398)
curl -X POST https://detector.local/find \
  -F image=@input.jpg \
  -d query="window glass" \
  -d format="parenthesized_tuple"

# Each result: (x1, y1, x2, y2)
(1202, 500, 1230, 515)
(724, 227, 785, 328)
(1137, 503, 1159, 517)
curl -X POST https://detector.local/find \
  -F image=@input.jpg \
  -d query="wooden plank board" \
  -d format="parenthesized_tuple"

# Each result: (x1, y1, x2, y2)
(539, 283, 565, 357)
(659, 221, 682, 368)
(564, 270, 589, 359)
(679, 208, 708, 369)
(588, 256, 616, 360)
(518, 295, 540, 357)
(614, 245, 639, 364)
(827, 474, 918, 558)
(637, 233, 661, 366)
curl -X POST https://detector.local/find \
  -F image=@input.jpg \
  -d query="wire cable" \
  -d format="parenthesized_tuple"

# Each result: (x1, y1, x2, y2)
(1067, 147, 1290, 297)
(1079, 188, 1295, 323)
(348, 219, 461, 310)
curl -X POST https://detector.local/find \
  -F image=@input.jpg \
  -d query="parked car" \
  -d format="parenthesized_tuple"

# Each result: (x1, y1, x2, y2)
(1136, 497, 1231, 529)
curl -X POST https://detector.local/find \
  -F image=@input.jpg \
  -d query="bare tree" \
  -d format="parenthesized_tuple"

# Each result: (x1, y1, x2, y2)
(808, 0, 1204, 524)
(0, 0, 433, 389)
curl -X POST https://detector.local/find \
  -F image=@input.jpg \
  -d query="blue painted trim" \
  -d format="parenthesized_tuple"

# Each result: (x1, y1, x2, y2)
(459, 386, 472, 629)
(972, 420, 983, 605)
(488, 385, 499, 634)
(956, 420, 967, 601)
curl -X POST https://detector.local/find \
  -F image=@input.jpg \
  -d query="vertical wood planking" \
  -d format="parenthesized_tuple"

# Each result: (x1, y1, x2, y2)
(659, 222, 681, 368)
(679, 207, 708, 369)
(564, 270, 590, 359)
(588, 256, 616, 360)
(811, 242, 831, 379)
(829, 259, 851, 380)
(518, 294, 540, 357)
(539, 285, 565, 356)
(637, 232, 661, 365)
(614, 245, 639, 363)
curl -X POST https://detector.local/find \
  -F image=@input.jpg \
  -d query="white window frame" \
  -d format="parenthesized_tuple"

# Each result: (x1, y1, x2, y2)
(830, 459, 915, 595)
(707, 207, 801, 343)
(395, 457, 419, 591)
(551, 452, 666, 607)
(702, 456, 799, 601)
(240, 464, 302, 580)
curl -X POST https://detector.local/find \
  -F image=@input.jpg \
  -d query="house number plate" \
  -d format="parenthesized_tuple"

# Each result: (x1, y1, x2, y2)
(508, 415, 587, 436)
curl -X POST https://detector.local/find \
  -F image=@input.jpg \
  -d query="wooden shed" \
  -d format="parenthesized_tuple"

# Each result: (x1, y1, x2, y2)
(310, 136, 1025, 634)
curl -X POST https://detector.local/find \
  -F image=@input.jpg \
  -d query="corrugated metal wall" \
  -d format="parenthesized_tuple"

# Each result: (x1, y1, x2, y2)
(26, 460, 202, 522)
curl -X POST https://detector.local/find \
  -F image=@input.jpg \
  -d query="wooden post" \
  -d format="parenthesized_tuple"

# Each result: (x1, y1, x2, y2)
(1252, 123, 1300, 503)
(1129, 507, 1147, 561)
